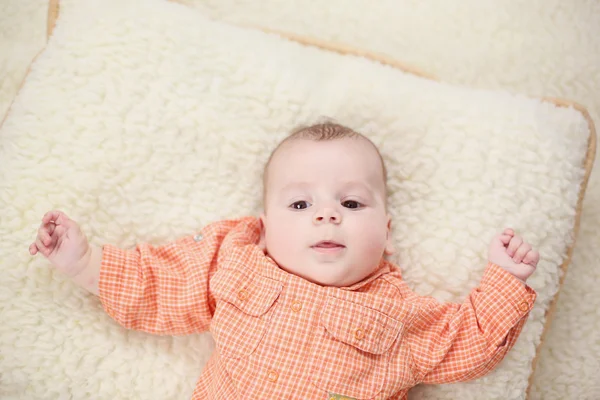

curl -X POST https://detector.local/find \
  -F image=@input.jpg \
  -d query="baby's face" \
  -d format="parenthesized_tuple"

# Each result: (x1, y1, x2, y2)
(260, 138, 393, 287)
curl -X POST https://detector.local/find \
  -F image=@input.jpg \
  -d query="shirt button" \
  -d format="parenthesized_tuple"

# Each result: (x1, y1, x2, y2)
(193, 234, 203, 242)
(518, 300, 530, 312)
(267, 369, 278, 382)
(354, 328, 365, 340)
(290, 300, 302, 312)
(238, 290, 249, 301)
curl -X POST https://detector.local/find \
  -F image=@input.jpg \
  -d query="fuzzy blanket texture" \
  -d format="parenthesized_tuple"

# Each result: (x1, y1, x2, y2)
(0, 0, 597, 399)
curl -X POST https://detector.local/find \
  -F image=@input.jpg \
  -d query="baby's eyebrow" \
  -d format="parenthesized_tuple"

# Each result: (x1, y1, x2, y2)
(339, 181, 372, 192)
(279, 182, 311, 195)
(280, 181, 372, 195)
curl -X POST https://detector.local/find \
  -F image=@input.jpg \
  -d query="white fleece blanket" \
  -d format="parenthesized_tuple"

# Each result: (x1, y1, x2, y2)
(0, 0, 594, 399)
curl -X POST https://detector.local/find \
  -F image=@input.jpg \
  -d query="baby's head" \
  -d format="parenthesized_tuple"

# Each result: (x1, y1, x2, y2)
(259, 123, 394, 287)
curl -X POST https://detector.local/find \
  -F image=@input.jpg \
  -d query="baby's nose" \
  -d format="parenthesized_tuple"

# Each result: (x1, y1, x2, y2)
(313, 208, 341, 224)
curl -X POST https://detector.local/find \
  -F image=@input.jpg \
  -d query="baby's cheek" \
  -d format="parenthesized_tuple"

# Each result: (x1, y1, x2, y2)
(267, 218, 302, 255)
(357, 221, 388, 252)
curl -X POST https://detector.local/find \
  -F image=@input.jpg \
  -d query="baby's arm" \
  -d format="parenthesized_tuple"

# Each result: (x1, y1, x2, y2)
(399, 263, 536, 384)
(30, 210, 246, 336)
(72, 245, 102, 294)
(98, 234, 220, 335)
(397, 229, 539, 384)
(98, 218, 252, 335)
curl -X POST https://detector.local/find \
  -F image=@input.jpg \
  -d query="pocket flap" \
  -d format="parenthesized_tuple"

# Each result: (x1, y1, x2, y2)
(211, 268, 283, 317)
(321, 297, 403, 354)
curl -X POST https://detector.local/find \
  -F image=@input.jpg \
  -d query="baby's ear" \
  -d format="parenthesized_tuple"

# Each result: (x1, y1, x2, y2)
(384, 215, 395, 256)
(258, 214, 267, 251)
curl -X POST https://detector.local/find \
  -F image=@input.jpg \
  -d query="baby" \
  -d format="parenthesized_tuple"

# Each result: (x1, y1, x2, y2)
(30, 123, 538, 400)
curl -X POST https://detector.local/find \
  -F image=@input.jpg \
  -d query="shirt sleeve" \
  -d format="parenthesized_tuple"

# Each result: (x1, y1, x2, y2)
(98, 217, 253, 336)
(400, 262, 537, 384)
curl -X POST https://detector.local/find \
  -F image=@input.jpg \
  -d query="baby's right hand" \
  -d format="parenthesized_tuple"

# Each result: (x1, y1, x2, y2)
(29, 210, 91, 278)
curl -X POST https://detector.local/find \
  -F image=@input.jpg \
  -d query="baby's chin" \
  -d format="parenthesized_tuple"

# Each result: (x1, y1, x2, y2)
(283, 263, 368, 287)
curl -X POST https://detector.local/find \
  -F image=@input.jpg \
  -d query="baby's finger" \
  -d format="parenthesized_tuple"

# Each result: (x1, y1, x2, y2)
(42, 210, 60, 224)
(29, 243, 38, 255)
(498, 234, 512, 245)
(46, 222, 56, 236)
(43, 210, 70, 228)
(506, 236, 523, 257)
(38, 226, 52, 247)
(503, 228, 515, 236)
(523, 250, 540, 266)
(512, 243, 532, 264)
(35, 237, 50, 256)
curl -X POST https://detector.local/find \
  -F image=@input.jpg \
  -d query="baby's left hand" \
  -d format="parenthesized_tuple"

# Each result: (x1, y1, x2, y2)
(488, 228, 539, 284)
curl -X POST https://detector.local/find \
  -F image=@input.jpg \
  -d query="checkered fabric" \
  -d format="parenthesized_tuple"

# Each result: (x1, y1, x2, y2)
(99, 217, 536, 400)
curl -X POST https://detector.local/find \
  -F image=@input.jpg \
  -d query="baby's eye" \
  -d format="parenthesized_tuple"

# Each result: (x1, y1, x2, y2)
(342, 200, 363, 209)
(290, 201, 311, 210)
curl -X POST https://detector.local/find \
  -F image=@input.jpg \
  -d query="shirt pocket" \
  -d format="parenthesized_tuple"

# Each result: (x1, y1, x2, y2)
(310, 296, 404, 400)
(210, 268, 283, 359)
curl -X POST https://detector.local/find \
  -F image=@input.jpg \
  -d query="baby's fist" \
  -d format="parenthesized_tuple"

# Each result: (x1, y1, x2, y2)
(29, 210, 91, 278)
(488, 228, 539, 284)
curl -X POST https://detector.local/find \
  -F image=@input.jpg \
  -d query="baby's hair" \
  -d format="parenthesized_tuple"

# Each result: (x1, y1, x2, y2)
(262, 122, 388, 209)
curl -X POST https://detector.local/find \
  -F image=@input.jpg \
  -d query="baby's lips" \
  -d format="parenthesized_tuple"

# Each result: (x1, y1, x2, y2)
(312, 240, 345, 248)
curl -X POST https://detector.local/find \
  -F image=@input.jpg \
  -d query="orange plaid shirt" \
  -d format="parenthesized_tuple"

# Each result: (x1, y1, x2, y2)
(99, 217, 536, 400)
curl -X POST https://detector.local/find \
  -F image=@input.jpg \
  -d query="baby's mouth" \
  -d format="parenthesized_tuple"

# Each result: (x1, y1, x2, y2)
(312, 241, 345, 252)
(313, 240, 344, 247)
